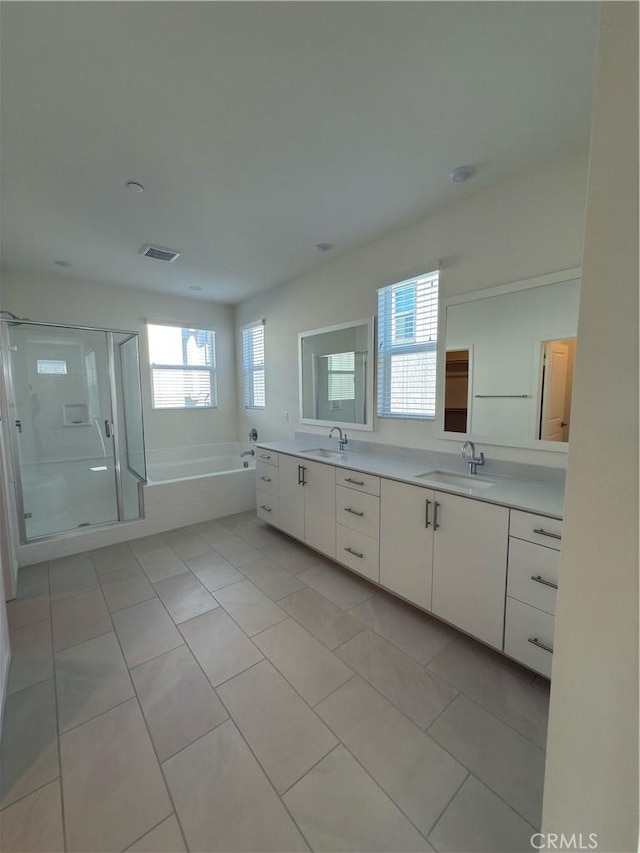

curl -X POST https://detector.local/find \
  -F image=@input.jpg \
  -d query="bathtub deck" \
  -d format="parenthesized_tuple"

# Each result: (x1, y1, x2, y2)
(2, 510, 549, 853)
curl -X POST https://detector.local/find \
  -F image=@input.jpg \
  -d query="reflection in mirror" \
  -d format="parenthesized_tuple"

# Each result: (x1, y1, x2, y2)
(299, 318, 374, 430)
(444, 349, 470, 433)
(538, 337, 576, 441)
(441, 271, 580, 449)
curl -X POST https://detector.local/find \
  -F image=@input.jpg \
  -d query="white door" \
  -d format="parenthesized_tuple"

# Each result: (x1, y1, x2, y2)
(541, 341, 569, 441)
(431, 492, 509, 649)
(277, 454, 305, 541)
(380, 480, 434, 610)
(303, 460, 336, 558)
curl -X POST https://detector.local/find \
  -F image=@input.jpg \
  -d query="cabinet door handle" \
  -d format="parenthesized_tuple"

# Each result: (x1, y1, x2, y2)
(425, 499, 431, 529)
(528, 637, 554, 654)
(260, 505, 272, 513)
(344, 507, 364, 517)
(433, 501, 440, 530)
(259, 475, 271, 482)
(344, 547, 364, 559)
(298, 465, 307, 486)
(533, 527, 562, 541)
(530, 574, 558, 590)
(344, 477, 364, 486)
(259, 453, 271, 460)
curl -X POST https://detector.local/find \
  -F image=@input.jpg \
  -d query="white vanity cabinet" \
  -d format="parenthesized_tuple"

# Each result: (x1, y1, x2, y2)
(335, 472, 381, 582)
(503, 510, 562, 677)
(379, 479, 434, 611)
(431, 492, 509, 649)
(277, 453, 336, 558)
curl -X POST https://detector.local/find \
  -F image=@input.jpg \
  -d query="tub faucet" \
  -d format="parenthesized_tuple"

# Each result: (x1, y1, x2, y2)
(329, 427, 348, 452)
(240, 449, 255, 458)
(461, 440, 485, 475)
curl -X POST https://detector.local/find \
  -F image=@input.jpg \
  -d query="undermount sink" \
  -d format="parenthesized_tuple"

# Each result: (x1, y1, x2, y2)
(415, 470, 496, 490)
(304, 448, 347, 459)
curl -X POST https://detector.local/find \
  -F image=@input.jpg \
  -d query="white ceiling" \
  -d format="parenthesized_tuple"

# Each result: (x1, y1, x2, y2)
(0, 2, 599, 304)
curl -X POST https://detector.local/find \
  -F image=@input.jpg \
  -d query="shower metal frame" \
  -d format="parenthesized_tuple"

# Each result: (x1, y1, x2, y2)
(0, 318, 147, 545)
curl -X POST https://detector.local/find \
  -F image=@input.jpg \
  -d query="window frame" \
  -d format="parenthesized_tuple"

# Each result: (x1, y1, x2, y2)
(241, 320, 266, 410)
(146, 320, 218, 411)
(377, 270, 440, 420)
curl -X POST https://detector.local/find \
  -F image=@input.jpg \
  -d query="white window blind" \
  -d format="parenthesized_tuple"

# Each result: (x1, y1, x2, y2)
(241, 321, 265, 409)
(377, 270, 439, 419)
(327, 352, 356, 401)
(147, 323, 217, 409)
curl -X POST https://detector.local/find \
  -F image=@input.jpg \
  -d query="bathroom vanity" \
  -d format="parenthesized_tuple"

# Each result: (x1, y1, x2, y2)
(255, 441, 562, 678)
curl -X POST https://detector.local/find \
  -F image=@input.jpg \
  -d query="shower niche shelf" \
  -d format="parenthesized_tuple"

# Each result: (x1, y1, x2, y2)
(62, 403, 91, 426)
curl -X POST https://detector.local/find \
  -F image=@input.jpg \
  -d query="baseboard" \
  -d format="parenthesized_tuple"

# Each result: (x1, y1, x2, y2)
(0, 648, 11, 743)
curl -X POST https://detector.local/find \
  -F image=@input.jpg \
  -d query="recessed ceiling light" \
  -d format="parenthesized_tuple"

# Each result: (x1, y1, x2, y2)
(189, 286, 202, 292)
(448, 165, 476, 183)
(54, 260, 71, 267)
(315, 243, 333, 253)
(126, 181, 144, 193)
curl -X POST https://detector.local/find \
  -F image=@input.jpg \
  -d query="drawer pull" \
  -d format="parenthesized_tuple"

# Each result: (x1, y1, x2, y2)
(258, 454, 271, 460)
(528, 637, 554, 654)
(258, 476, 271, 482)
(344, 507, 364, 517)
(530, 574, 558, 590)
(260, 505, 272, 513)
(533, 527, 562, 541)
(344, 547, 364, 559)
(345, 477, 365, 486)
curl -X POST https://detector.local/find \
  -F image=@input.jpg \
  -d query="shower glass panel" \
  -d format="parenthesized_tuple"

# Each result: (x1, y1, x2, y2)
(4, 321, 146, 541)
(115, 333, 147, 522)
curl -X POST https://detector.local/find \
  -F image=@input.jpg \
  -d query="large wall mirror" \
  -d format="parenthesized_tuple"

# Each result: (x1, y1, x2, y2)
(299, 317, 374, 431)
(438, 268, 581, 451)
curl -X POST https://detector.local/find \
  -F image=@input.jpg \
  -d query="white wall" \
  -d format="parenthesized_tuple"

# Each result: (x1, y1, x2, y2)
(542, 3, 638, 850)
(235, 150, 589, 466)
(1, 270, 237, 452)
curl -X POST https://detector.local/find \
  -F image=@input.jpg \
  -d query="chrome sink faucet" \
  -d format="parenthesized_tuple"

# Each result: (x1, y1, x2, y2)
(461, 440, 485, 475)
(329, 427, 348, 452)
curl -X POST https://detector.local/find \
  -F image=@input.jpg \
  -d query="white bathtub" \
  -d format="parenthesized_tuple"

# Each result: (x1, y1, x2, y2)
(143, 442, 257, 529)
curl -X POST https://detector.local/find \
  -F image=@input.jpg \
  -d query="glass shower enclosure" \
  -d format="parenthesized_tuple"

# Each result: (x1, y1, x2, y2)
(1, 320, 146, 542)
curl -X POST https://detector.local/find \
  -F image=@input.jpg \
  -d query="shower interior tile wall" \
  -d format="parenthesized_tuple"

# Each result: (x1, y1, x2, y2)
(0, 511, 550, 853)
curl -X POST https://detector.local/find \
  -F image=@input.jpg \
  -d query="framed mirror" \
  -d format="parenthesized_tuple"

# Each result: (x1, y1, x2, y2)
(438, 268, 581, 450)
(299, 317, 374, 431)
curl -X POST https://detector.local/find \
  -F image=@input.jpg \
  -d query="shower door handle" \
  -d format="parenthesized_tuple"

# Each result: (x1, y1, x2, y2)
(104, 420, 113, 438)
(15, 420, 22, 434)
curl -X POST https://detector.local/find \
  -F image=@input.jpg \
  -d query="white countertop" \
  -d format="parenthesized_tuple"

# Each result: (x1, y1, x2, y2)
(255, 439, 565, 519)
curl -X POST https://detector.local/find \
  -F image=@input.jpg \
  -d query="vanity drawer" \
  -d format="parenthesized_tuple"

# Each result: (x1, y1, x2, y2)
(507, 537, 559, 615)
(504, 597, 555, 679)
(256, 461, 279, 495)
(335, 468, 380, 497)
(336, 525, 379, 583)
(509, 510, 563, 551)
(256, 490, 279, 526)
(336, 486, 380, 539)
(256, 450, 279, 467)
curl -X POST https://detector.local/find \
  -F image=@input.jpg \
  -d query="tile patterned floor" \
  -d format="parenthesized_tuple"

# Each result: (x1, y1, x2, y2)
(0, 511, 550, 853)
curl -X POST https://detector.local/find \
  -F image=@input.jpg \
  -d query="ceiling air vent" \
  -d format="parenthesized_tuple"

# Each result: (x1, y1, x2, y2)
(140, 244, 181, 263)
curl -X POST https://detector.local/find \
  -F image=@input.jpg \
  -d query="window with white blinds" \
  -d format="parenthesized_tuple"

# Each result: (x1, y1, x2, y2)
(241, 321, 265, 409)
(327, 352, 356, 402)
(377, 270, 439, 419)
(147, 323, 217, 409)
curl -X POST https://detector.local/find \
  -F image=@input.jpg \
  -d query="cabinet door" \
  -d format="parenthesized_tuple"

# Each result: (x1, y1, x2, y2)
(277, 454, 305, 541)
(380, 480, 434, 611)
(303, 460, 336, 558)
(432, 492, 508, 649)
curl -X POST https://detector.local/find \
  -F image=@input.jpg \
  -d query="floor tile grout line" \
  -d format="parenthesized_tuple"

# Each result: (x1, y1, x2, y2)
(422, 662, 550, 752)
(54, 627, 115, 657)
(423, 770, 471, 845)
(47, 565, 68, 853)
(120, 812, 181, 852)
(106, 607, 190, 853)
(0, 774, 61, 816)
(56, 693, 136, 739)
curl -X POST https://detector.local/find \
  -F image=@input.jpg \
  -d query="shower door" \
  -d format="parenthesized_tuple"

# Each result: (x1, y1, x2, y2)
(6, 323, 123, 540)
